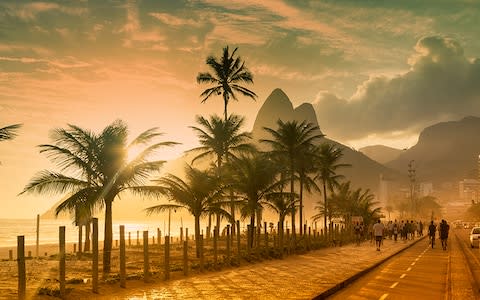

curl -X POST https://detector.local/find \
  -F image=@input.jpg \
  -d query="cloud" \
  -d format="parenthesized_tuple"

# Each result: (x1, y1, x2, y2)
(149, 13, 201, 27)
(313, 36, 480, 141)
(1, 2, 86, 20)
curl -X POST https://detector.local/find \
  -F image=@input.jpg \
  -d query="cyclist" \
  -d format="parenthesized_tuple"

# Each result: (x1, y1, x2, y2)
(428, 221, 436, 248)
(439, 219, 450, 250)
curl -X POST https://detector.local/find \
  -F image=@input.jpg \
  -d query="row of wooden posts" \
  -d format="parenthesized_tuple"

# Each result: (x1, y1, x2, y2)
(15, 218, 349, 299)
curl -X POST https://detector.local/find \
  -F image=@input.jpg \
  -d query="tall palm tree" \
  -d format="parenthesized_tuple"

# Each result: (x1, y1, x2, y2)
(21, 120, 178, 274)
(261, 120, 323, 236)
(197, 46, 257, 121)
(314, 143, 350, 234)
(188, 114, 255, 231)
(228, 153, 280, 248)
(0, 124, 22, 141)
(145, 165, 228, 258)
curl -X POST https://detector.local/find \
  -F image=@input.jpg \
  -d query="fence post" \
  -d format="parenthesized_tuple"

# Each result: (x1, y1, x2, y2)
(213, 226, 218, 266)
(128, 232, 131, 247)
(180, 227, 184, 242)
(9, 249, 13, 261)
(17, 236, 26, 300)
(185, 228, 189, 241)
(120, 225, 126, 288)
(199, 234, 204, 272)
(36, 214, 40, 258)
(92, 218, 99, 293)
(143, 231, 149, 283)
(59, 226, 66, 299)
(165, 236, 170, 280)
(264, 222, 268, 250)
(183, 240, 188, 276)
(226, 225, 231, 262)
(236, 220, 241, 261)
(136, 230, 139, 246)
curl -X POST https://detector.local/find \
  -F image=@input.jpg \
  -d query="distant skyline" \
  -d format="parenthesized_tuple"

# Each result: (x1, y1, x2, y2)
(1, 0, 479, 218)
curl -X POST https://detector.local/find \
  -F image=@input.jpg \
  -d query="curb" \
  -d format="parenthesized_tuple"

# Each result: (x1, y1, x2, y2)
(312, 235, 428, 300)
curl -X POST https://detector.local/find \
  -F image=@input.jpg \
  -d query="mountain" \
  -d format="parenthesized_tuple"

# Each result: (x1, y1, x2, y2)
(251, 89, 402, 190)
(359, 145, 403, 164)
(386, 116, 480, 185)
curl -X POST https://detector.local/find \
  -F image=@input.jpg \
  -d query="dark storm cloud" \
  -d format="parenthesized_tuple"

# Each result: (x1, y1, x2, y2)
(313, 36, 480, 140)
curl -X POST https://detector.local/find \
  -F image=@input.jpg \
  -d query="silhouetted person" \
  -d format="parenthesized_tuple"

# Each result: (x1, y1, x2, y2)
(440, 220, 450, 250)
(428, 221, 436, 248)
(373, 220, 384, 251)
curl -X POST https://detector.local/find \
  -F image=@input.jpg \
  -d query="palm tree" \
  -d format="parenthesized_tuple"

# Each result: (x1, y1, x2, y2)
(21, 120, 178, 274)
(314, 143, 350, 234)
(197, 46, 257, 121)
(188, 114, 255, 231)
(0, 124, 22, 141)
(145, 165, 228, 257)
(261, 120, 323, 236)
(228, 153, 280, 248)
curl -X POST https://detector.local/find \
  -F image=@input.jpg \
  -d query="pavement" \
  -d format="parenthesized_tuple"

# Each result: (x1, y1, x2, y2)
(104, 237, 423, 300)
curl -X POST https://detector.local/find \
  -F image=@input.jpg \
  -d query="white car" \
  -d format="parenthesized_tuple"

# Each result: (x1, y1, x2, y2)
(470, 227, 480, 248)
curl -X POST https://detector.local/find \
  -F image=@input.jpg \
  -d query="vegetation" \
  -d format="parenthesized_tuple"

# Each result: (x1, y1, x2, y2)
(21, 120, 178, 274)
(0, 123, 22, 141)
(196, 46, 257, 121)
(261, 120, 323, 235)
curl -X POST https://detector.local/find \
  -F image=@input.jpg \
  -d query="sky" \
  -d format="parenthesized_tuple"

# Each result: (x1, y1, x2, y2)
(1, 0, 479, 218)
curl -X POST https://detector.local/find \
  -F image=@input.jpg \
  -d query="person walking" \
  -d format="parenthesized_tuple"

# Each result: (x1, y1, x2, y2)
(440, 220, 450, 250)
(373, 219, 385, 251)
(428, 221, 436, 248)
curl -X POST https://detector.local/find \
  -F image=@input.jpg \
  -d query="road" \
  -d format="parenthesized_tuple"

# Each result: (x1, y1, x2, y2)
(328, 229, 479, 300)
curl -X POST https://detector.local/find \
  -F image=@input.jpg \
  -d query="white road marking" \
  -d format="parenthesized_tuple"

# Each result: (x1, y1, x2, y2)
(390, 282, 399, 288)
(400, 274, 406, 278)
(411, 262, 416, 266)
(379, 294, 389, 300)
(407, 267, 412, 271)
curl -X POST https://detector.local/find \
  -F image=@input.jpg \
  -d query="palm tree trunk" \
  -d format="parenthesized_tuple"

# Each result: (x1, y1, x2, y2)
(84, 221, 91, 252)
(299, 175, 304, 235)
(78, 225, 83, 253)
(323, 180, 327, 235)
(195, 215, 201, 258)
(290, 173, 295, 236)
(103, 198, 113, 275)
(249, 215, 255, 249)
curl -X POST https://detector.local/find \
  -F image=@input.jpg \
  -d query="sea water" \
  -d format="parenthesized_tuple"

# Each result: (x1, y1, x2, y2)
(0, 218, 192, 248)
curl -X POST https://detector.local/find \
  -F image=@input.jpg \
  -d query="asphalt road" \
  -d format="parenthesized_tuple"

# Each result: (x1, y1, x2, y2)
(328, 230, 478, 300)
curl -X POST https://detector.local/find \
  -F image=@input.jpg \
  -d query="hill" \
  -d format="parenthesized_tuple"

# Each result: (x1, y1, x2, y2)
(386, 116, 480, 185)
(359, 145, 403, 164)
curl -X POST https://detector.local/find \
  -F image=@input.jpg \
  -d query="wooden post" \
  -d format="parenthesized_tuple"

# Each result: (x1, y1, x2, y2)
(128, 232, 131, 247)
(185, 228, 189, 241)
(36, 214, 40, 258)
(17, 236, 26, 300)
(78, 225, 83, 254)
(73, 244, 77, 253)
(264, 222, 268, 249)
(165, 236, 170, 280)
(236, 220, 241, 261)
(120, 225, 126, 288)
(308, 226, 312, 250)
(92, 218, 99, 293)
(199, 234, 204, 272)
(180, 227, 184, 242)
(157, 228, 162, 246)
(213, 226, 218, 266)
(286, 229, 290, 254)
(59, 226, 66, 299)
(115, 239, 118, 248)
(143, 231, 149, 282)
(226, 225, 231, 261)
(152, 236, 155, 245)
(136, 230, 139, 246)
(183, 240, 188, 276)
(27, 251, 31, 258)
(9, 249, 13, 261)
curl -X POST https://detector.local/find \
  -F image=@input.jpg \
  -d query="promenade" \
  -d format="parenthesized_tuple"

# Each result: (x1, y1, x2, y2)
(73, 238, 421, 300)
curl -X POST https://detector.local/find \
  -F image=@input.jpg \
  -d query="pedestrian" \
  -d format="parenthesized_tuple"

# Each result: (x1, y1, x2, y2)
(373, 219, 385, 251)
(440, 220, 450, 250)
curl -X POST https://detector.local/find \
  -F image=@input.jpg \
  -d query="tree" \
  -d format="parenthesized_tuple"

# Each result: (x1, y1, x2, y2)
(314, 143, 350, 233)
(262, 120, 323, 236)
(197, 46, 257, 121)
(188, 114, 255, 231)
(145, 165, 227, 257)
(21, 120, 178, 274)
(228, 153, 280, 248)
(0, 124, 22, 141)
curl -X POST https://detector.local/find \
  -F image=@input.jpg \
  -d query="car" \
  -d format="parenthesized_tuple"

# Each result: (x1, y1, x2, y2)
(470, 227, 480, 248)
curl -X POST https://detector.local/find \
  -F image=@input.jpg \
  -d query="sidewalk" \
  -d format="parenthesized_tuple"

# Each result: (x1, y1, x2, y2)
(97, 237, 423, 300)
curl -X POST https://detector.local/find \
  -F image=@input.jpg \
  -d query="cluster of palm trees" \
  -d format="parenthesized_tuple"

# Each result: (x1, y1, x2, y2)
(19, 45, 382, 276)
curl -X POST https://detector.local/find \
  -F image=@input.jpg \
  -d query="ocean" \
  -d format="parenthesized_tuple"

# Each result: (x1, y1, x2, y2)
(0, 217, 194, 248)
